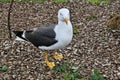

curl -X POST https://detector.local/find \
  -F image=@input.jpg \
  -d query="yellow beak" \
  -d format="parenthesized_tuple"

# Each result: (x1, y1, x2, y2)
(64, 18, 68, 25)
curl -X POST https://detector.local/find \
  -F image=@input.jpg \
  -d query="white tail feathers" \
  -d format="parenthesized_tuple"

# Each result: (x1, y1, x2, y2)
(15, 36, 26, 41)
(13, 31, 27, 41)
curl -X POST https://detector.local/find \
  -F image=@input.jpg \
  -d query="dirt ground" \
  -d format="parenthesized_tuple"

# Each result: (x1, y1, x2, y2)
(0, 0, 120, 80)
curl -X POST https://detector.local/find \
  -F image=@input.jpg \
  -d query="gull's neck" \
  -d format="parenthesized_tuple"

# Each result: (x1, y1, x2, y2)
(57, 20, 73, 33)
(58, 20, 71, 26)
(58, 20, 65, 25)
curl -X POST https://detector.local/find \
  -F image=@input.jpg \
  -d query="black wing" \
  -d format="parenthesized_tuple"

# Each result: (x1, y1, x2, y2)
(25, 24, 58, 47)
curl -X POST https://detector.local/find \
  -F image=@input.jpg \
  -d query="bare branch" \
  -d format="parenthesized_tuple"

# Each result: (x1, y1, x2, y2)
(8, 0, 14, 39)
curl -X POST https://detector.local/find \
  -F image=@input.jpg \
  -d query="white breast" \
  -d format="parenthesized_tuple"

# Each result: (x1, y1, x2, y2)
(39, 21, 73, 50)
(50, 21, 73, 49)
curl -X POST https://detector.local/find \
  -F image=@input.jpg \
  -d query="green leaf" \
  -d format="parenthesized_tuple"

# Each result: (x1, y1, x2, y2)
(53, 64, 72, 73)
(80, 78, 87, 80)
(99, 76, 105, 80)
(87, 0, 110, 4)
(102, 37, 108, 42)
(38, 0, 45, 3)
(94, 69, 99, 75)
(90, 69, 105, 80)
(0, 0, 10, 2)
(87, 0, 100, 4)
(63, 73, 69, 79)
(53, 0, 67, 3)
(0, 65, 8, 72)
(86, 14, 97, 20)
(73, 27, 78, 34)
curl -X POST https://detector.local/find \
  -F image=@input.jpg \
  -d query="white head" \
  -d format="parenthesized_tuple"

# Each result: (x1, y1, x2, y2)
(58, 8, 70, 25)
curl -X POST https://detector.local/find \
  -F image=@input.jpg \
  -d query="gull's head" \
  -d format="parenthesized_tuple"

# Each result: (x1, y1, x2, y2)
(58, 8, 70, 25)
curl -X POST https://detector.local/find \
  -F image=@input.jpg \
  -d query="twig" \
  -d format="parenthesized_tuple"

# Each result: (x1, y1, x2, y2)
(8, 0, 14, 39)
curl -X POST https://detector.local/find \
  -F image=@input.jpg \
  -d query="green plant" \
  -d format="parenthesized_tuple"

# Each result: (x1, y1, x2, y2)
(53, 64, 71, 73)
(61, 71, 79, 80)
(90, 69, 105, 80)
(87, 0, 110, 4)
(0, 0, 10, 2)
(39, 0, 45, 3)
(80, 78, 87, 80)
(100, 0, 110, 4)
(87, 0, 100, 4)
(0, 65, 8, 72)
(73, 27, 79, 34)
(53, 0, 67, 3)
(53, 63, 81, 80)
(102, 37, 108, 42)
(86, 14, 97, 20)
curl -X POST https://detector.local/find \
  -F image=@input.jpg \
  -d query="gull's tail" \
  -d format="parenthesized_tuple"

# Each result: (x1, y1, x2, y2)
(13, 31, 27, 41)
